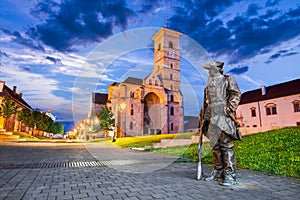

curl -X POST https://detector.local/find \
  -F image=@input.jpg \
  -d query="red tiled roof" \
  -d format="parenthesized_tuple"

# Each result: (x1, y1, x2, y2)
(240, 78, 300, 104)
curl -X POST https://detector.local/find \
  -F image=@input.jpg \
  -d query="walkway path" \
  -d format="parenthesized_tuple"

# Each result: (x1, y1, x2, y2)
(0, 141, 299, 200)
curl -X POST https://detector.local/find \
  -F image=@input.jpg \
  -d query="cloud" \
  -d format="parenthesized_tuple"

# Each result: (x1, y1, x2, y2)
(0, 50, 8, 57)
(247, 4, 260, 16)
(265, 50, 299, 63)
(2, 0, 136, 52)
(1, 29, 45, 51)
(0, 50, 8, 65)
(239, 74, 265, 88)
(168, 1, 300, 64)
(227, 66, 249, 75)
(261, 8, 280, 18)
(28, 0, 136, 52)
(45, 56, 62, 65)
(265, 0, 280, 7)
(282, 52, 298, 57)
(137, 0, 161, 13)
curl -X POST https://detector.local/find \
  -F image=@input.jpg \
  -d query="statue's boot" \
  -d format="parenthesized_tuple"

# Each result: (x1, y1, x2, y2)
(220, 147, 237, 186)
(205, 149, 223, 181)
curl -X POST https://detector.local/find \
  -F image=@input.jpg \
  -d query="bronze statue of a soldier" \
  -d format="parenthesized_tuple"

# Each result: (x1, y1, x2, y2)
(199, 61, 242, 186)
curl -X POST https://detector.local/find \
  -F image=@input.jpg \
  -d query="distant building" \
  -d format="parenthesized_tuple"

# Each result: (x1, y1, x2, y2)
(0, 81, 32, 131)
(236, 78, 300, 134)
(88, 93, 108, 118)
(184, 116, 199, 132)
(45, 110, 56, 122)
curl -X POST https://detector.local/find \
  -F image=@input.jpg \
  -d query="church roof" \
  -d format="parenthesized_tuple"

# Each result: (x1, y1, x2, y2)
(109, 82, 119, 86)
(123, 77, 143, 85)
(92, 93, 108, 105)
(240, 78, 300, 105)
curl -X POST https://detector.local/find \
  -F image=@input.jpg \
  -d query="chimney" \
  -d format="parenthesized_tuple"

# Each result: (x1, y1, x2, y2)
(261, 85, 266, 95)
(13, 86, 17, 94)
(0, 80, 5, 92)
(18, 92, 23, 98)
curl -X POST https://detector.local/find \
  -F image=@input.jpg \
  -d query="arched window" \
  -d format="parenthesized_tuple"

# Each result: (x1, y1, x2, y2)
(171, 123, 174, 131)
(149, 79, 152, 85)
(170, 74, 173, 80)
(170, 85, 173, 90)
(130, 104, 134, 115)
(158, 43, 161, 50)
(292, 100, 300, 112)
(169, 41, 174, 48)
(250, 107, 256, 117)
(170, 95, 174, 102)
(155, 80, 158, 86)
(130, 122, 133, 129)
(170, 63, 173, 69)
(130, 91, 134, 98)
(265, 103, 277, 115)
(170, 106, 174, 115)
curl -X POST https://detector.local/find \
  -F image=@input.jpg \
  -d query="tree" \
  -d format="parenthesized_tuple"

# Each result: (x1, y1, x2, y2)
(18, 108, 32, 131)
(0, 97, 19, 130)
(97, 107, 115, 138)
(18, 109, 58, 135)
(54, 122, 64, 134)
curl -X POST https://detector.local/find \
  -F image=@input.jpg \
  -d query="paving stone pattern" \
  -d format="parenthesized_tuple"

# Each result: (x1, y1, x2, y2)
(0, 141, 299, 200)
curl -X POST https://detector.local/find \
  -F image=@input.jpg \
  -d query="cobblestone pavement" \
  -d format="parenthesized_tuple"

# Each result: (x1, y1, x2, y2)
(0, 141, 299, 200)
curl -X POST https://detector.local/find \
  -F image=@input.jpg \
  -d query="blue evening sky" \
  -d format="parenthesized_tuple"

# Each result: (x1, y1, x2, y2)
(1, 0, 300, 130)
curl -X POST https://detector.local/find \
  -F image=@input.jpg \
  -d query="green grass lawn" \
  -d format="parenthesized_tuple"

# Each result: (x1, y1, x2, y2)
(113, 127, 300, 178)
(152, 127, 300, 178)
(112, 132, 194, 147)
(233, 127, 300, 178)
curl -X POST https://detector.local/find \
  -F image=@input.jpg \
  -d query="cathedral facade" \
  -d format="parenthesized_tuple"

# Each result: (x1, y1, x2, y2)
(107, 28, 184, 137)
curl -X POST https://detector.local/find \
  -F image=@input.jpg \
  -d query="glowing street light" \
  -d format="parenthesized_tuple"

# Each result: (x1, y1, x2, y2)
(120, 102, 126, 111)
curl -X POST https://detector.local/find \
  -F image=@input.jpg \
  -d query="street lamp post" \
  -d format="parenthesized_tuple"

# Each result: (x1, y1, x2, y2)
(119, 102, 126, 137)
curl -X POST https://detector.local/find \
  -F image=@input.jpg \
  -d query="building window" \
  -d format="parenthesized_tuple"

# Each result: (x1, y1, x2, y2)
(149, 79, 152, 85)
(250, 107, 256, 117)
(130, 91, 134, 98)
(293, 100, 300, 112)
(171, 123, 174, 131)
(158, 44, 161, 50)
(170, 85, 173, 90)
(130, 122, 133, 129)
(170, 63, 173, 69)
(170, 106, 174, 115)
(170, 74, 173, 80)
(170, 95, 174, 102)
(155, 80, 158, 86)
(265, 103, 277, 115)
(169, 41, 173, 48)
(130, 104, 134, 115)
(253, 125, 257, 127)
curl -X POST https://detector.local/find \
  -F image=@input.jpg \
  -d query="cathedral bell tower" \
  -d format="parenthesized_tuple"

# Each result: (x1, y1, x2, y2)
(151, 28, 184, 133)
(152, 28, 182, 91)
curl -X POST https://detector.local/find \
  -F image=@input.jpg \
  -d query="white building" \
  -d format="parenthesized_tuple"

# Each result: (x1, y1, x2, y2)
(236, 78, 300, 134)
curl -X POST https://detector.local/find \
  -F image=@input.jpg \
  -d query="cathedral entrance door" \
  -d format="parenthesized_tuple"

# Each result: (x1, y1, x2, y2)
(143, 92, 163, 135)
